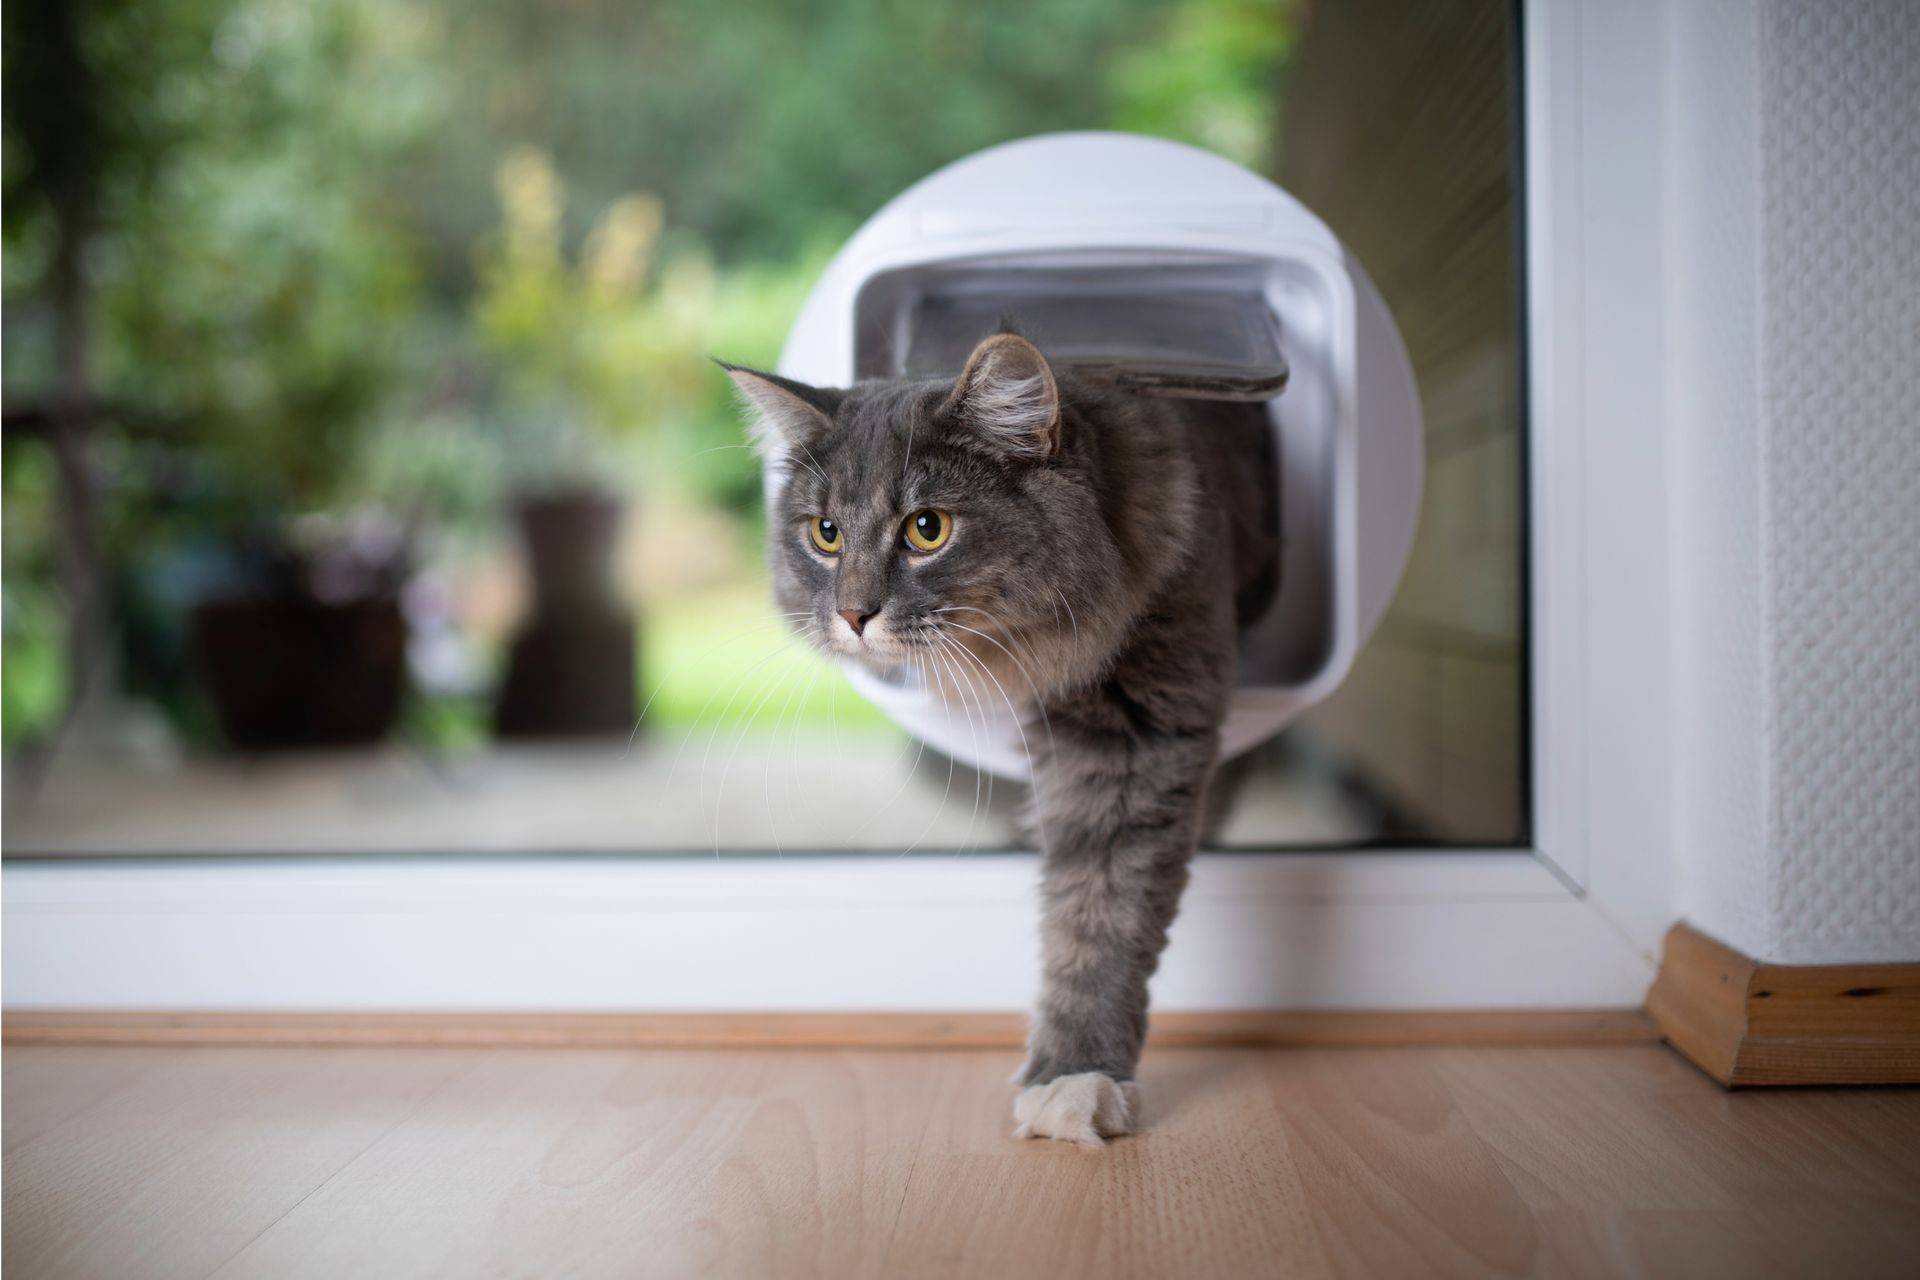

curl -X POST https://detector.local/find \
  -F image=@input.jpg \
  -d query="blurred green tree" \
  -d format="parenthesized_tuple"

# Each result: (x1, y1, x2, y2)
(4, 0, 233, 743)
(395, 0, 1184, 282)
(4, 0, 445, 745)
(2, 0, 1294, 748)
(472, 146, 717, 492)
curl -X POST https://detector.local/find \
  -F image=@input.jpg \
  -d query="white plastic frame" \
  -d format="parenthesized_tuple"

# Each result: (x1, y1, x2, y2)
(1, 0, 1675, 1012)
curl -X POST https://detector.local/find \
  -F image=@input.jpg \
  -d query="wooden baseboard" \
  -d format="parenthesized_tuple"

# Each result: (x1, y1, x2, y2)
(0, 1008, 1657, 1049)
(1646, 922, 1920, 1086)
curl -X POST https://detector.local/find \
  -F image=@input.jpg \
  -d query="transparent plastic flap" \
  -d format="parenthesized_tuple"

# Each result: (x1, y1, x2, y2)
(884, 267, 1290, 401)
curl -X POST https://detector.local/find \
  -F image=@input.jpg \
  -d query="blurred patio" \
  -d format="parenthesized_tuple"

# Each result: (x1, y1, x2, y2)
(3, 737, 1375, 856)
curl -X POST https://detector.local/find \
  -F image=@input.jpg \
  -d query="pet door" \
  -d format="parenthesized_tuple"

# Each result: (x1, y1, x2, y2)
(778, 132, 1425, 779)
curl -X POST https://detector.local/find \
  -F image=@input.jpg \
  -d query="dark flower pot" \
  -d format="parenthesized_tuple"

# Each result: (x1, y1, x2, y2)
(191, 595, 407, 751)
(493, 491, 639, 739)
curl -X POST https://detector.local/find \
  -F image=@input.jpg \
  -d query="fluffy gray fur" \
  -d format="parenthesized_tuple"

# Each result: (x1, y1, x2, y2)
(728, 333, 1277, 1142)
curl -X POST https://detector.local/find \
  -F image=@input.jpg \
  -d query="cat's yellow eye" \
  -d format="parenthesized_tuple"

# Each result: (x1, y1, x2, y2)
(903, 509, 952, 553)
(808, 516, 842, 554)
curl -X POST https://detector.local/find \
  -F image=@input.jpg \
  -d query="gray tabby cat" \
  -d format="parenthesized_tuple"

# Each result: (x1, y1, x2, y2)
(728, 332, 1277, 1146)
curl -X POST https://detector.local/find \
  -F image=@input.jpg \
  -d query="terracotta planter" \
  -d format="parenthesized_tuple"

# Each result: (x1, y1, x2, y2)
(493, 491, 639, 739)
(191, 595, 407, 750)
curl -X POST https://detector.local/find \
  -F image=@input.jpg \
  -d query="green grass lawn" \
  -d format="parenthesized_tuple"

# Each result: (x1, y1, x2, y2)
(638, 586, 893, 739)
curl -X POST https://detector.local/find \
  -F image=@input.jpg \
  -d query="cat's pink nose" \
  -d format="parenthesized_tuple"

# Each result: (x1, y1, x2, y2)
(838, 607, 876, 636)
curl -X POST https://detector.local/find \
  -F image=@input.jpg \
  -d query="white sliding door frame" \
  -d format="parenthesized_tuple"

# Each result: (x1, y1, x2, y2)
(1, 0, 1676, 1013)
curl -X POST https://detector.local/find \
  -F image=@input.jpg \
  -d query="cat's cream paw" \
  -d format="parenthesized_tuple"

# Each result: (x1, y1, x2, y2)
(1012, 1072, 1140, 1148)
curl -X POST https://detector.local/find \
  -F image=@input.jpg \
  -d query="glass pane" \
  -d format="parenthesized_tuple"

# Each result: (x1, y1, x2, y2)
(1251, 0, 1529, 847)
(2, 0, 1525, 856)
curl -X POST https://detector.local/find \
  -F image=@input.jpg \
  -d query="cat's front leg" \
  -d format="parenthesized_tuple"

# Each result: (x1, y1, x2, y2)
(1013, 723, 1215, 1147)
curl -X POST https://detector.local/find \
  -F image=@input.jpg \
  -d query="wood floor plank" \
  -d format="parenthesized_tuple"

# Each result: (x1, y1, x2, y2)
(1765, 1088, 1920, 1196)
(5, 1044, 1919, 1279)
(1446, 1050, 1920, 1279)
(2, 1046, 169, 1155)
(210, 1048, 939, 1280)
(1433, 1046, 1748, 1213)
(1262, 1047, 1541, 1279)
(1099, 1050, 1329, 1280)
(867, 1052, 1112, 1280)
(1533, 1205, 1920, 1280)
(1645, 1084, 1920, 1212)
(884, 1050, 1331, 1280)
(2, 1046, 473, 1280)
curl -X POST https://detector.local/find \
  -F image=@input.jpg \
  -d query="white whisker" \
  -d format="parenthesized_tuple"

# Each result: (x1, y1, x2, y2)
(711, 655, 799, 855)
(931, 605, 1046, 673)
(939, 623, 1053, 848)
(762, 656, 817, 857)
(860, 658, 935, 832)
(791, 439, 833, 490)
(898, 644, 962, 858)
(667, 631, 807, 793)
(624, 612, 812, 757)
(1050, 586, 1081, 648)
(934, 632, 986, 852)
(939, 618, 1057, 759)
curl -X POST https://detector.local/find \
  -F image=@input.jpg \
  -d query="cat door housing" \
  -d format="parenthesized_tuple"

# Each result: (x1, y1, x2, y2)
(775, 132, 1424, 779)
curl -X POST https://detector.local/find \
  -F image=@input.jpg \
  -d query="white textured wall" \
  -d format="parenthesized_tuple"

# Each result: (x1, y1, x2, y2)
(1666, 0, 1920, 964)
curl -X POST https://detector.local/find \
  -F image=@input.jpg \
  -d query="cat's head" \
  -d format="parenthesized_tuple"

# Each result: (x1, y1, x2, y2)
(725, 333, 1118, 687)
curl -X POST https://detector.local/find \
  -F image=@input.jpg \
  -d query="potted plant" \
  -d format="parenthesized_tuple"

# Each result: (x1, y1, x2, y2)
(186, 513, 411, 751)
(108, 176, 428, 753)
(1, 0, 443, 756)
(472, 147, 711, 739)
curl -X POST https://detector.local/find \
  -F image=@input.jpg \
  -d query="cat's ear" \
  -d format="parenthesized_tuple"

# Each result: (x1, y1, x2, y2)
(939, 333, 1061, 459)
(719, 361, 839, 455)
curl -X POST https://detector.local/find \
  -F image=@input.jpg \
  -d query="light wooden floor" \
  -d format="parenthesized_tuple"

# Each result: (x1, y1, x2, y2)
(5, 1044, 1918, 1279)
